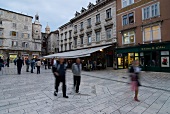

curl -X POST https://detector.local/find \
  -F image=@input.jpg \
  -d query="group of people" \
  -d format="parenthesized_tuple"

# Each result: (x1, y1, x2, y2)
(52, 58, 82, 98)
(25, 58, 41, 74)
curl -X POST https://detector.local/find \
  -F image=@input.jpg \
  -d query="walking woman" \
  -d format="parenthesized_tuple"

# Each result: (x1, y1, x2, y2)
(129, 60, 141, 102)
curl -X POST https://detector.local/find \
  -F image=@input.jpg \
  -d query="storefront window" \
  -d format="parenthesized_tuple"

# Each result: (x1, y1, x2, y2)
(118, 58, 123, 68)
(128, 53, 134, 65)
(135, 53, 139, 56)
(140, 52, 144, 56)
(151, 51, 159, 66)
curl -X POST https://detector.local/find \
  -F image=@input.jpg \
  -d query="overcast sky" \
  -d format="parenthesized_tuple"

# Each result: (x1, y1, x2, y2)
(0, 0, 96, 32)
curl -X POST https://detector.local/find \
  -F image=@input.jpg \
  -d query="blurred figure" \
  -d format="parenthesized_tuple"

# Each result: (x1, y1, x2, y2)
(7, 57, 10, 67)
(30, 59, 35, 73)
(14, 58, 17, 65)
(44, 59, 47, 70)
(36, 59, 41, 74)
(0, 57, 4, 71)
(16, 57, 23, 75)
(52, 58, 68, 98)
(129, 60, 141, 102)
(72, 58, 82, 93)
(25, 58, 30, 72)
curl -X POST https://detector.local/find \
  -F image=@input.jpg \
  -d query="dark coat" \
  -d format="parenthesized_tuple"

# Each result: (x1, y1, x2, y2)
(17, 59, 23, 67)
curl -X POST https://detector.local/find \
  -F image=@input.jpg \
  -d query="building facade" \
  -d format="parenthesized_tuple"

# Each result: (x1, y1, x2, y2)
(116, 0, 170, 72)
(59, 0, 117, 67)
(47, 30, 59, 54)
(0, 8, 41, 61)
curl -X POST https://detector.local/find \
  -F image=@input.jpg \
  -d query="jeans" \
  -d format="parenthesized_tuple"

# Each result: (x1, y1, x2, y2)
(26, 65, 29, 72)
(37, 66, 40, 74)
(74, 76, 81, 92)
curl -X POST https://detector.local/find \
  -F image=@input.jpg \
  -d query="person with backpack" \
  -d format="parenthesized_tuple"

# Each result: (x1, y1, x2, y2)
(129, 60, 141, 102)
(25, 58, 30, 72)
(72, 58, 82, 93)
(52, 58, 68, 98)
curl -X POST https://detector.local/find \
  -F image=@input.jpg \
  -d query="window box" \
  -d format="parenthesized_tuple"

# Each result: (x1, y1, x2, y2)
(87, 25, 92, 29)
(80, 28, 84, 31)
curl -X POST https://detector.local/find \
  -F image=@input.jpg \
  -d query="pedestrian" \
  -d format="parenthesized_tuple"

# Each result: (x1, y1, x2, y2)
(7, 57, 10, 67)
(72, 58, 82, 93)
(25, 58, 30, 72)
(16, 57, 23, 74)
(0, 57, 4, 71)
(30, 59, 35, 73)
(52, 58, 68, 98)
(36, 59, 41, 74)
(129, 60, 141, 102)
(14, 58, 17, 65)
(44, 59, 47, 69)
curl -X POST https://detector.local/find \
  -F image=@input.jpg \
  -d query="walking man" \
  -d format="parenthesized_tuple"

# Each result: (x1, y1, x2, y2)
(25, 58, 30, 72)
(30, 59, 35, 73)
(36, 59, 41, 74)
(0, 57, 4, 71)
(16, 57, 23, 74)
(52, 58, 68, 98)
(72, 58, 82, 93)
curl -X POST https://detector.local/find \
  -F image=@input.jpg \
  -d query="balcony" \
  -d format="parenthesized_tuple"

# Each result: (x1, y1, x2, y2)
(95, 22, 101, 26)
(86, 25, 92, 29)
(74, 30, 77, 34)
(80, 28, 84, 32)
(94, 25, 102, 31)
(105, 17, 112, 22)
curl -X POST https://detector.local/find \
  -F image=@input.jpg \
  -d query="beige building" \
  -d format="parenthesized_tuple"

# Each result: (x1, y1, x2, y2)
(59, 0, 116, 67)
(0, 8, 41, 61)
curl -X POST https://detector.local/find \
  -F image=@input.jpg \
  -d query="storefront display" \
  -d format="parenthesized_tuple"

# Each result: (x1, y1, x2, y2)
(115, 42, 170, 72)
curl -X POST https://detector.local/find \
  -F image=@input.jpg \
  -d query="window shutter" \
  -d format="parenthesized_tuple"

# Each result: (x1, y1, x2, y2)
(158, 2, 160, 16)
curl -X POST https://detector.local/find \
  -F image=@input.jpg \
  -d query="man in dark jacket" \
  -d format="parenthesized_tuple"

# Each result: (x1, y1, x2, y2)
(53, 58, 68, 98)
(16, 57, 23, 74)
(0, 57, 4, 71)
(7, 57, 10, 67)
(25, 58, 30, 72)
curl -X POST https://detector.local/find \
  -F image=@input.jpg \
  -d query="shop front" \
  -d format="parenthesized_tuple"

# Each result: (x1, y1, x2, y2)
(9, 53, 18, 63)
(116, 42, 170, 72)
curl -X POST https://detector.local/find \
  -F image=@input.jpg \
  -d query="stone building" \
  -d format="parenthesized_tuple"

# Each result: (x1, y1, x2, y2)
(59, 0, 116, 67)
(0, 8, 41, 61)
(116, 0, 170, 72)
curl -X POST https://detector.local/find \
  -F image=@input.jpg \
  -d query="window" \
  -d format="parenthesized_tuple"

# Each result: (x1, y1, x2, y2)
(0, 29, 3, 36)
(65, 32, 67, 39)
(80, 22, 83, 29)
(80, 36, 83, 45)
(106, 29, 112, 39)
(106, 8, 112, 19)
(0, 21, 2, 25)
(74, 25, 77, 32)
(22, 42, 28, 48)
(142, 3, 160, 20)
(0, 39, 3, 46)
(143, 25, 161, 41)
(87, 18, 91, 27)
(69, 31, 72, 38)
(0, 10, 3, 15)
(24, 26, 28, 30)
(65, 44, 67, 50)
(12, 41, 18, 47)
(123, 31, 135, 44)
(10, 31, 18, 37)
(13, 14, 16, 19)
(96, 14, 100, 23)
(12, 23, 17, 28)
(96, 31, 100, 42)
(69, 43, 72, 50)
(61, 34, 63, 40)
(61, 45, 63, 51)
(25, 17, 28, 22)
(122, 12, 134, 26)
(122, 0, 134, 8)
(22, 33, 29, 38)
(74, 38, 77, 46)
(87, 34, 92, 44)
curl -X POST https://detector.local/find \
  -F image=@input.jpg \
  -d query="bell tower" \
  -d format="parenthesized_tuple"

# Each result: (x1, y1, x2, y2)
(45, 23, 50, 34)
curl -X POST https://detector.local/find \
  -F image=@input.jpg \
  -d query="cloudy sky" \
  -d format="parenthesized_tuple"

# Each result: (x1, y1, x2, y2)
(0, 0, 96, 32)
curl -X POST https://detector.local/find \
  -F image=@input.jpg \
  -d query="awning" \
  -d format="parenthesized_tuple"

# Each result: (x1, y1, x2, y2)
(43, 45, 111, 58)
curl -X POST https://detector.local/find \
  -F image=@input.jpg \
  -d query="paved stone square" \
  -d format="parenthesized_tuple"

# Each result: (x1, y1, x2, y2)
(0, 65, 170, 114)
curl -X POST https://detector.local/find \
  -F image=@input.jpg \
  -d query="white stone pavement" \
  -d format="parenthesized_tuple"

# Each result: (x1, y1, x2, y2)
(0, 65, 170, 114)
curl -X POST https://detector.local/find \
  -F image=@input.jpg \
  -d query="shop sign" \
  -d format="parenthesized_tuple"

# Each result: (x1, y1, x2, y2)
(141, 46, 166, 51)
(161, 57, 169, 67)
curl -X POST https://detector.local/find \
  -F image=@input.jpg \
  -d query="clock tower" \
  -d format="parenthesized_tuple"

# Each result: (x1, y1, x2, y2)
(32, 13, 42, 39)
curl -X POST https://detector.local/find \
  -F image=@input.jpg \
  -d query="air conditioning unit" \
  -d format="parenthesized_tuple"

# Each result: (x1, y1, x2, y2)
(113, 39, 117, 43)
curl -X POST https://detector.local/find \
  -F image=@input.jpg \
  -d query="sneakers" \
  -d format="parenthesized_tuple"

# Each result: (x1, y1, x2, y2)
(54, 91, 57, 96)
